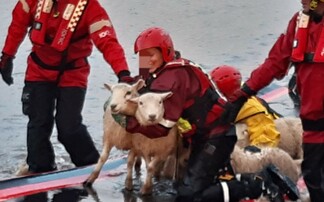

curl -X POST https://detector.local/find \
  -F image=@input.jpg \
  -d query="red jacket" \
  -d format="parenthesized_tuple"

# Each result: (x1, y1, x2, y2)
(127, 59, 230, 139)
(2, 0, 129, 87)
(245, 11, 324, 143)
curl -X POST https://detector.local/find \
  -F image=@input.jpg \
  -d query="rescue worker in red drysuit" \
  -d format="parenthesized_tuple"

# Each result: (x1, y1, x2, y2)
(125, 27, 299, 202)
(0, 0, 134, 174)
(224, 0, 324, 201)
(210, 65, 282, 148)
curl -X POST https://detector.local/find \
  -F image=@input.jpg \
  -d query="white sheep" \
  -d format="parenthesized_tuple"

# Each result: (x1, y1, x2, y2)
(85, 80, 184, 195)
(126, 91, 182, 194)
(231, 145, 300, 183)
(235, 117, 303, 160)
(85, 79, 145, 187)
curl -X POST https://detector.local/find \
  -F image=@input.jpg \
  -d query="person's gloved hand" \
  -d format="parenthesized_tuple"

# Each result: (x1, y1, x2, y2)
(221, 83, 256, 124)
(221, 99, 246, 124)
(227, 83, 255, 102)
(0, 52, 14, 85)
(118, 70, 135, 83)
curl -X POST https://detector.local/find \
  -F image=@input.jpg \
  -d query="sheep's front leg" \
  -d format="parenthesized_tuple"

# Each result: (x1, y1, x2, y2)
(125, 150, 136, 190)
(84, 143, 112, 186)
(140, 156, 162, 195)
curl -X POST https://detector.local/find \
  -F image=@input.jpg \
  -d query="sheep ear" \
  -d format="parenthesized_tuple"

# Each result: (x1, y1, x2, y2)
(104, 83, 112, 91)
(161, 92, 173, 100)
(134, 79, 146, 91)
(128, 97, 139, 104)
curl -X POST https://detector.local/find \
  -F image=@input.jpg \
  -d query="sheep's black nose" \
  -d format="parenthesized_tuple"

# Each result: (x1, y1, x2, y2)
(149, 114, 156, 121)
(110, 104, 117, 110)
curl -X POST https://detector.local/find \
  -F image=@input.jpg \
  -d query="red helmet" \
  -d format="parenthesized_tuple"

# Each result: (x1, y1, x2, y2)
(134, 27, 175, 62)
(210, 65, 242, 98)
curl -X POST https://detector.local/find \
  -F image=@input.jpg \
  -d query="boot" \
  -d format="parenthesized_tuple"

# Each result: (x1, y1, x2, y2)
(265, 164, 300, 201)
(240, 172, 284, 202)
(258, 164, 299, 201)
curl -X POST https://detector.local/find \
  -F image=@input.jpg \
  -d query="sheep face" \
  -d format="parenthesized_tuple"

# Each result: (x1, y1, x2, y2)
(103, 79, 145, 115)
(130, 92, 173, 125)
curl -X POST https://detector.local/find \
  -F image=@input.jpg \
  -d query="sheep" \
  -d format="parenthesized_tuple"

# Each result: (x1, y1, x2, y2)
(85, 80, 184, 195)
(85, 79, 145, 187)
(235, 117, 303, 160)
(231, 145, 300, 183)
(126, 91, 181, 194)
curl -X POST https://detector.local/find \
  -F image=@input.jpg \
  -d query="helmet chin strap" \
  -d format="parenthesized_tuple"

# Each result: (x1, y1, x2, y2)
(310, 0, 324, 10)
(310, 0, 318, 10)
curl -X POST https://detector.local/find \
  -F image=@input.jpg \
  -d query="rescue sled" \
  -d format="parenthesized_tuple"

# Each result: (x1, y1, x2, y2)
(0, 156, 129, 201)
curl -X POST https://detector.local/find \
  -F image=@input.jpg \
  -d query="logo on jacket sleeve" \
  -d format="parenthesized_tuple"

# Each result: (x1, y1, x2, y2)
(98, 30, 110, 38)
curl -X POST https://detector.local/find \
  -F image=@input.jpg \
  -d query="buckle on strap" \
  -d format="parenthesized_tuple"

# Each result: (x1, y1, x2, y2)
(303, 53, 314, 62)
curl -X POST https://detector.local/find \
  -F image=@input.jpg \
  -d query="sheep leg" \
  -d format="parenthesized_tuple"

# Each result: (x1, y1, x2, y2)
(125, 149, 136, 191)
(84, 143, 112, 186)
(140, 156, 164, 195)
(161, 155, 176, 180)
(134, 156, 142, 174)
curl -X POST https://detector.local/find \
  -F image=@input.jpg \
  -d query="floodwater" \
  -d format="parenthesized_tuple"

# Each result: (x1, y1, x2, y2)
(0, 0, 300, 200)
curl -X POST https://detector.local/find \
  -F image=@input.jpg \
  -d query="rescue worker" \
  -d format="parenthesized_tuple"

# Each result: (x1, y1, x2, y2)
(125, 27, 299, 202)
(0, 0, 134, 174)
(210, 65, 281, 148)
(225, 0, 324, 201)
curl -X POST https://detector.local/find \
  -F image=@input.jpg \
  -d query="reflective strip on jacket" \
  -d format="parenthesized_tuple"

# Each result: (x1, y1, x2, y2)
(2, 0, 129, 87)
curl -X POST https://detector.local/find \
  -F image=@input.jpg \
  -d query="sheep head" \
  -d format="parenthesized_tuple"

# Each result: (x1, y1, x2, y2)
(104, 79, 145, 115)
(129, 92, 173, 126)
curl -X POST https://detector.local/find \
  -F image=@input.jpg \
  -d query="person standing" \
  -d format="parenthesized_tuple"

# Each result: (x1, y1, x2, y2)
(225, 0, 324, 201)
(0, 0, 134, 174)
(125, 26, 298, 202)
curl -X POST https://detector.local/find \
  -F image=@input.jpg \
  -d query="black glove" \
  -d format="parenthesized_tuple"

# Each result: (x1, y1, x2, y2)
(0, 52, 14, 85)
(221, 98, 247, 124)
(117, 70, 135, 83)
(227, 83, 256, 102)
(221, 83, 256, 124)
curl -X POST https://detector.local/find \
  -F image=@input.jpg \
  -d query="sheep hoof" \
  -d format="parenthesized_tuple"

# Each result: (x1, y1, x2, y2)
(83, 180, 93, 187)
(140, 186, 152, 195)
(125, 179, 133, 191)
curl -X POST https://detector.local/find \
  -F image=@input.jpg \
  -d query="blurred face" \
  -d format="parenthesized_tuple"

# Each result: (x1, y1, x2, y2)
(301, 0, 311, 12)
(139, 48, 164, 73)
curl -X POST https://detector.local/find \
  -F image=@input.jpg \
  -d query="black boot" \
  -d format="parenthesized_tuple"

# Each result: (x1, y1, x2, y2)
(265, 164, 300, 201)
(239, 172, 284, 202)
(258, 164, 299, 201)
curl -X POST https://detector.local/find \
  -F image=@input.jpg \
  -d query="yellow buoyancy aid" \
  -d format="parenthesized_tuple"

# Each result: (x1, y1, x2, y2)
(235, 96, 280, 147)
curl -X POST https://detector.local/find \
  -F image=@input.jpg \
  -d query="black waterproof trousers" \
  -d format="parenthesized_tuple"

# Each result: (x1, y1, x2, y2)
(302, 143, 324, 202)
(176, 131, 265, 202)
(22, 81, 99, 172)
